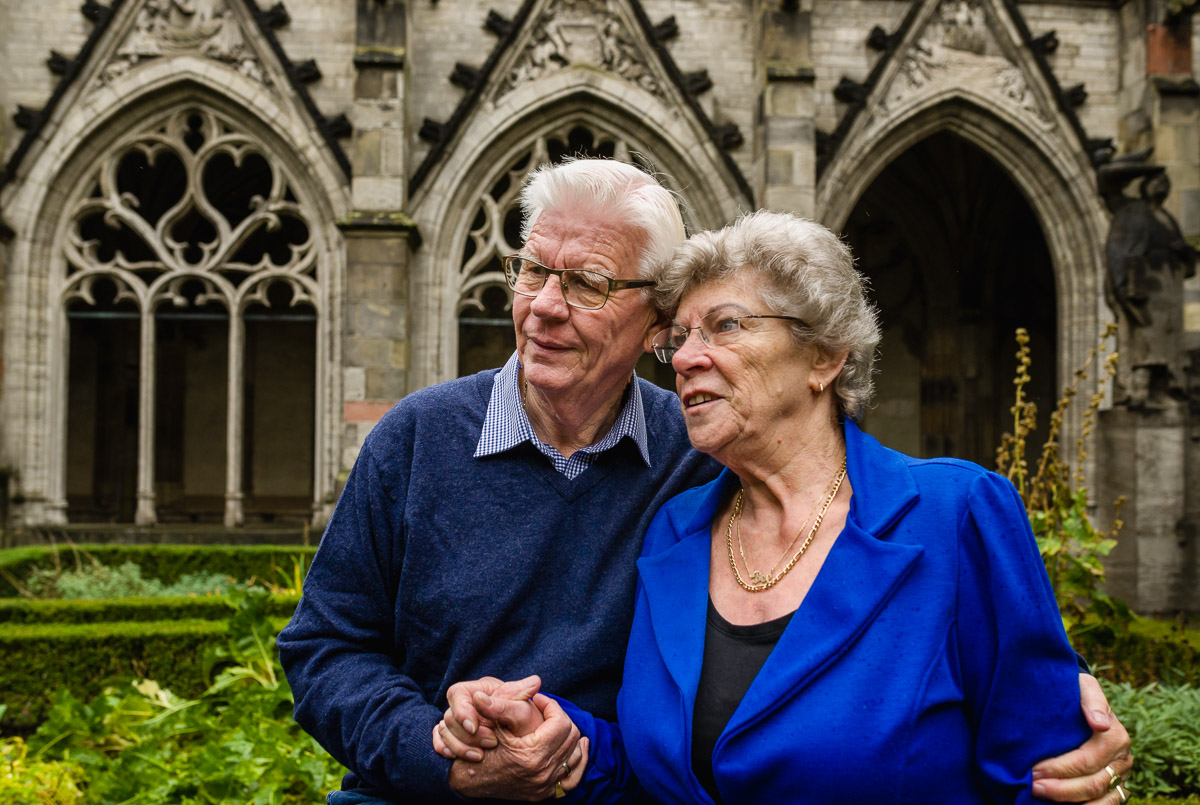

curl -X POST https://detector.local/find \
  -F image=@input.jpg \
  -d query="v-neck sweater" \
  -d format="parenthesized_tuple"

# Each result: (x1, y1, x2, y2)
(278, 368, 721, 802)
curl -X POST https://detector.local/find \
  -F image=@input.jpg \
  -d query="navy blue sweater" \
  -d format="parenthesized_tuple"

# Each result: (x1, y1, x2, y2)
(278, 369, 720, 802)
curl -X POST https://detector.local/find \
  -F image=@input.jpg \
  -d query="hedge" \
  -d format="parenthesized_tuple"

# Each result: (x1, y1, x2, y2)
(0, 593, 300, 625)
(0, 544, 316, 596)
(0, 616, 292, 730)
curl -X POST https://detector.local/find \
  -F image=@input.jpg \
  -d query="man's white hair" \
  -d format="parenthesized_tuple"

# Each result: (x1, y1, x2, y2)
(520, 158, 686, 285)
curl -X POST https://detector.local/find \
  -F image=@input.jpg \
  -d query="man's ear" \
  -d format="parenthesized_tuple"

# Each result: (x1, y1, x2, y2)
(642, 308, 670, 353)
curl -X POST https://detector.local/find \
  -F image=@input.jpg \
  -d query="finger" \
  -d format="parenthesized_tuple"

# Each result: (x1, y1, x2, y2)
(447, 679, 501, 736)
(1033, 717, 1132, 781)
(1032, 757, 1130, 803)
(442, 704, 498, 748)
(491, 674, 542, 702)
(533, 697, 581, 758)
(438, 721, 486, 762)
(1078, 673, 1112, 731)
(566, 740, 584, 774)
(473, 691, 541, 735)
(560, 737, 590, 793)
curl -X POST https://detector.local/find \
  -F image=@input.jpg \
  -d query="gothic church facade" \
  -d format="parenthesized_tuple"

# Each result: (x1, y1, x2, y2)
(1, 0, 1198, 611)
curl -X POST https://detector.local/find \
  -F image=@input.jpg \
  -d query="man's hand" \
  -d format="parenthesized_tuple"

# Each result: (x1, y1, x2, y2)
(1032, 673, 1133, 803)
(434, 675, 543, 760)
(447, 694, 589, 800)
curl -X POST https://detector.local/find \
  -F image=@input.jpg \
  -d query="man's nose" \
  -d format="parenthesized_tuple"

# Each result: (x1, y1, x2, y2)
(529, 274, 570, 318)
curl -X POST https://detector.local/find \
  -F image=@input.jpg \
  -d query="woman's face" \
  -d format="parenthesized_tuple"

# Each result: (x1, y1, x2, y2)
(671, 277, 816, 460)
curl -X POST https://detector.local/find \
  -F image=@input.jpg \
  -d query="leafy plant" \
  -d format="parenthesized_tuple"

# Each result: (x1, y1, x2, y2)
(15, 588, 345, 803)
(995, 326, 1131, 635)
(1099, 676, 1200, 797)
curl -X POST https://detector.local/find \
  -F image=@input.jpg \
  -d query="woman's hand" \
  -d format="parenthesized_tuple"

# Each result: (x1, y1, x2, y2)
(1031, 674, 1133, 804)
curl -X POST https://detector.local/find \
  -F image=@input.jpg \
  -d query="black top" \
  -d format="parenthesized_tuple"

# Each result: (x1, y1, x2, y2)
(692, 597, 795, 804)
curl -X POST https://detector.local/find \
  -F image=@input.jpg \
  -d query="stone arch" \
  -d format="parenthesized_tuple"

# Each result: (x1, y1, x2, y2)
(409, 76, 750, 390)
(818, 93, 1110, 460)
(5, 71, 346, 526)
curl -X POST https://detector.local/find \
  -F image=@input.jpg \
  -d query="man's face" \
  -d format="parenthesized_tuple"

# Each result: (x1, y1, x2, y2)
(514, 209, 660, 401)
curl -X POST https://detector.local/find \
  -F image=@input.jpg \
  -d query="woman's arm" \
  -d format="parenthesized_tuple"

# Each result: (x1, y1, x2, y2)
(955, 471, 1095, 804)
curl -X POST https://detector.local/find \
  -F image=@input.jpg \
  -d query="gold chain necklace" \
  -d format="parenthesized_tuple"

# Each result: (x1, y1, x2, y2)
(736, 462, 843, 584)
(726, 457, 847, 593)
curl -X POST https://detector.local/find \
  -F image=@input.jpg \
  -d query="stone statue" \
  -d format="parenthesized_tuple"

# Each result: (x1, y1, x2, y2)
(1104, 168, 1198, 408)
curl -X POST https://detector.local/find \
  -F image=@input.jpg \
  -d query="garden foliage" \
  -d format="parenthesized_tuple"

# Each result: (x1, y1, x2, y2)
(1, 589, 345, 804)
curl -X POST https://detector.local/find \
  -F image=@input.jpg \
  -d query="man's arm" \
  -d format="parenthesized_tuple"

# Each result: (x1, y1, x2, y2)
(1033, 673, 1133, 804)
(277, 444, 455, 800)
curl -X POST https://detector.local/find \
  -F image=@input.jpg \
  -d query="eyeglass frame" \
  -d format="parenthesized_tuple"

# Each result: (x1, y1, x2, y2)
(503, 254, 656, 311)
(651, 312, 807, 363)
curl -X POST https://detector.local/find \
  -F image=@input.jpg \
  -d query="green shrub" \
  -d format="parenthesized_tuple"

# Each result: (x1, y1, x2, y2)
(25, 560, 250, 599)
(1100, 677, 1200, 797)
(6, 589, 345, 804)
(0, 615, 291, 729)
(0, 544, 316, 597)
(0, 593, 299, 625)
(1076, 615, 1198, 688)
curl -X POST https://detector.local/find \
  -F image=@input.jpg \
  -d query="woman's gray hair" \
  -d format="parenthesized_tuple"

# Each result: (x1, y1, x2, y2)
(521, 158, 686, 285)
(655, 210, 881, 420)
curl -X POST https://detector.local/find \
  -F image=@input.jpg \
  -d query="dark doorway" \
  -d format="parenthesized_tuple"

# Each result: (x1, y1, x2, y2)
(843, 132, 1057, 467)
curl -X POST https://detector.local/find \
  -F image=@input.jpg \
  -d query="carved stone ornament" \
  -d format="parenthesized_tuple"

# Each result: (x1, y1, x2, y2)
(497, 0, 660, 100)
(100, 0, 271, 86)
(63, 106, 317, 312)
(882, 0, 1052, 128)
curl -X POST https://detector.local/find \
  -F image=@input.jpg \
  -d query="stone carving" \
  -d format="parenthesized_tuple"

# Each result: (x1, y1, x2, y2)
(63, 107, 316, 301)
(100, 0, 269, 86)
(1103, 167, 1199, 408)
(498, 0, 660, 99)
(883, 0, 1051, 127)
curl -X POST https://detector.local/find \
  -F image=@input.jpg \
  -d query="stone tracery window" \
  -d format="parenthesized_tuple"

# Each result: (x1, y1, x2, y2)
(61, 106, 319, 525)
(456, 123, 672, 382)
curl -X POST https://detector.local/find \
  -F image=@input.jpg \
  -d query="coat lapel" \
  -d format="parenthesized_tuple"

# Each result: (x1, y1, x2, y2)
(725, 421, 925, 736)
(634, 471, 736, 709)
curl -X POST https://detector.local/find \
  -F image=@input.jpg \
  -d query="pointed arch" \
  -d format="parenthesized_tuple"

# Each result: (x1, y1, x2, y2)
(3, 78, 346, 527)
(409, 81, 751, 390)
(818, 94, 1110, 470)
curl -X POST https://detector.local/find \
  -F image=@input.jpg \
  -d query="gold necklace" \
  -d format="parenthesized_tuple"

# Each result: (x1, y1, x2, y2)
(726, 457, 847, 593)
(736, 463, 842, 584)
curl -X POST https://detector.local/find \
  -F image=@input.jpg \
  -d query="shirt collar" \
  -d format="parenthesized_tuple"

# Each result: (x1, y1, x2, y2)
(475, 351, 652, 467)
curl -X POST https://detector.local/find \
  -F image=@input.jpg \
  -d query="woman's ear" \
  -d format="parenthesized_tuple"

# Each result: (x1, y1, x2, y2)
(811, 349, 849, 389)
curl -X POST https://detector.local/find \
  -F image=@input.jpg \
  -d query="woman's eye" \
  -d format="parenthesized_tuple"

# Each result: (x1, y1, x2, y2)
(712, 316, 740, 334)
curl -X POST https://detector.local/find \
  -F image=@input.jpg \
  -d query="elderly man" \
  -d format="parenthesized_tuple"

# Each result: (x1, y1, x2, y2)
(278, 159, 1131, 804)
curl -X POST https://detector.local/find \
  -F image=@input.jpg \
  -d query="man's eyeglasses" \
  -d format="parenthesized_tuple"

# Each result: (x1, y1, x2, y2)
(651, 310, 806, 363)
(503, 255, 656, 311)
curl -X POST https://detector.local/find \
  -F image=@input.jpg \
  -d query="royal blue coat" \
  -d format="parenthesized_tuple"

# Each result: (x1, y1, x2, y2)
(558, 420, 1089, 804)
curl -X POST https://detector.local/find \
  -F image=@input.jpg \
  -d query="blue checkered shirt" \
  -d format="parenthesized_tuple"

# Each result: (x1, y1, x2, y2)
(474, 352, 652, 479)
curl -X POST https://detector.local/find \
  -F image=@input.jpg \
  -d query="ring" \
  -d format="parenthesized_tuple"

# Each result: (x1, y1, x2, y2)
(1116, 784, 1128, 803)
(1106, 765, 1120, 791)
(560, 760, 571, 776)
(555, 781, 566, 799)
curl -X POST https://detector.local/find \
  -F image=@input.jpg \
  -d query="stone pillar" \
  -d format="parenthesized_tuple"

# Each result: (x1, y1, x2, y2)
(1098, 406, 1196, 612)
(336, 0, 419, 487)
(1101, 1, 1200, 613)
(755, 0, 816, 216)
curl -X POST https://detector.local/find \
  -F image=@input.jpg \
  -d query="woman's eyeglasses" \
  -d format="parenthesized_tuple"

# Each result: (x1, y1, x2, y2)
(651, 311, 806, 363)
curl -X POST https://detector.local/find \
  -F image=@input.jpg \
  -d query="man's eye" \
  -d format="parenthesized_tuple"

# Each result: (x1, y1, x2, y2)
(569, 271, 608, 292)
(523, 261, 549, 278)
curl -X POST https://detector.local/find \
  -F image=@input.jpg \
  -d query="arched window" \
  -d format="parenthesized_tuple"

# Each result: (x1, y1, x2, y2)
(61, 107, 319, 525)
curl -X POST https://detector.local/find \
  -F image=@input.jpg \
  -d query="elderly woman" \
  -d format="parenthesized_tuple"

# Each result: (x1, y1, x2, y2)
(437, 211, 1131, 804)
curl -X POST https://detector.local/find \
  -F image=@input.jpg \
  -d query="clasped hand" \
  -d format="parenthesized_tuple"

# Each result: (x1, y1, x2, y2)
(433, 675, 590, 800)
